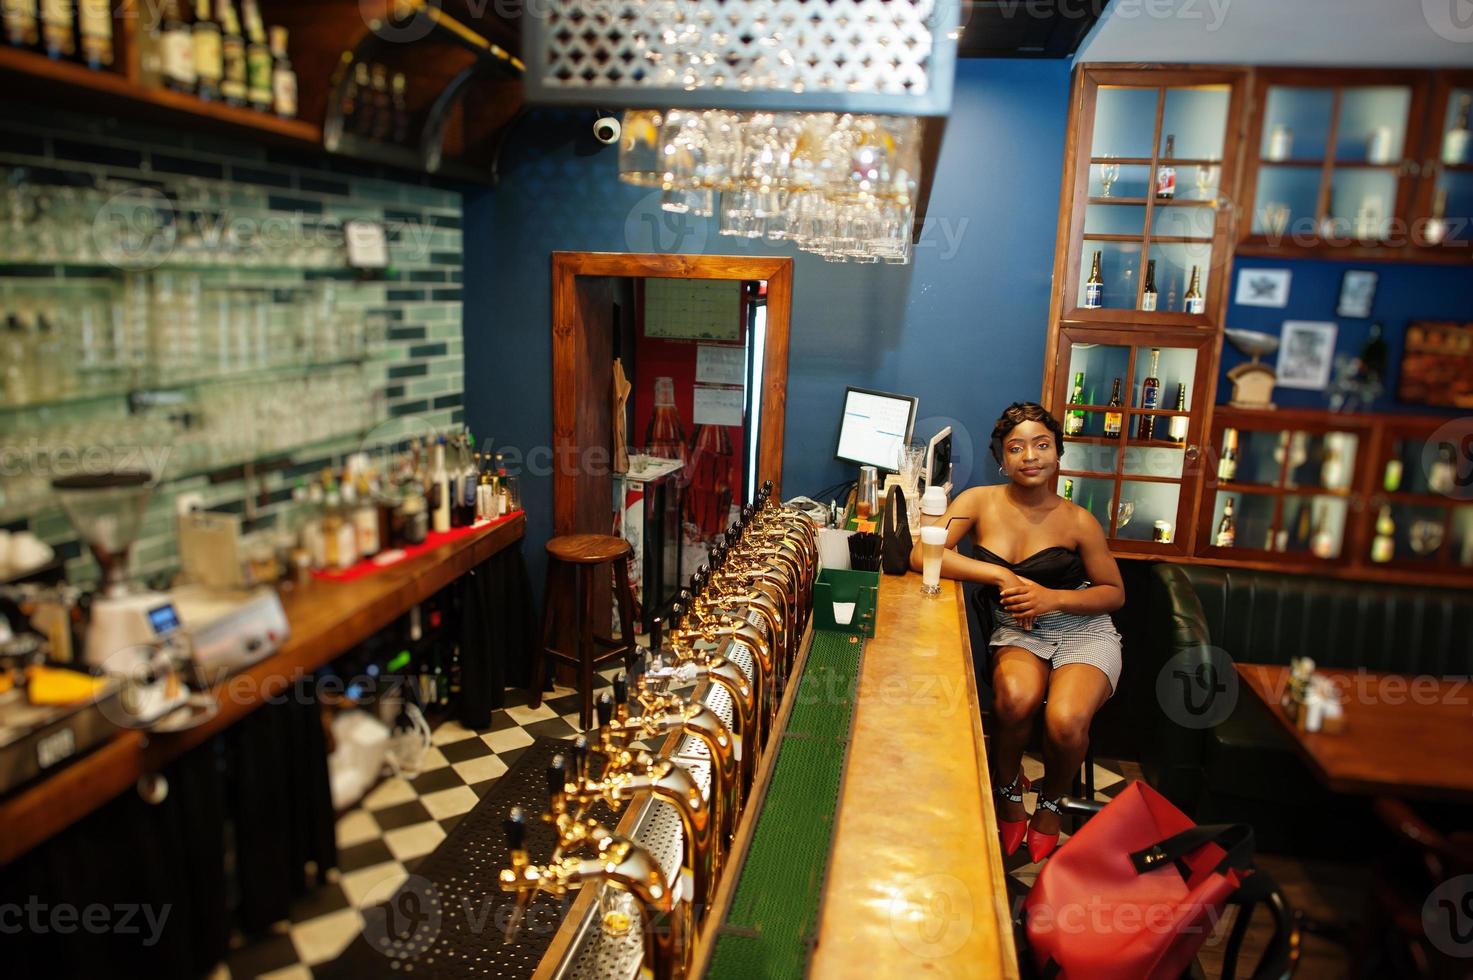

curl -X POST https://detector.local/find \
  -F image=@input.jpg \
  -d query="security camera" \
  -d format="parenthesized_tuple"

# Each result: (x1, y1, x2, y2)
(593, 116, 621, 145)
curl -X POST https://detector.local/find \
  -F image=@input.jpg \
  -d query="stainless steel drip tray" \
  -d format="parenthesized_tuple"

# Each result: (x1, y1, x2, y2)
(553, 629, 757, 980)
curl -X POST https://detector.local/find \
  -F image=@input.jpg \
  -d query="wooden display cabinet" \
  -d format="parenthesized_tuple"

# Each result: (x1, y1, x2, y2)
(1359, 416, 1473, 578)
(1411, 70, 1473, 259)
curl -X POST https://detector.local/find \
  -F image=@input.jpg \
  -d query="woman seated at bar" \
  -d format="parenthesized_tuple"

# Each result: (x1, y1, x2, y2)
(912, 401, 1123, 862)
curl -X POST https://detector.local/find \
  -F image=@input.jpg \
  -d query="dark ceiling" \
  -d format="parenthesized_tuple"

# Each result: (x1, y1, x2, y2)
(955, 0, 1107, 58)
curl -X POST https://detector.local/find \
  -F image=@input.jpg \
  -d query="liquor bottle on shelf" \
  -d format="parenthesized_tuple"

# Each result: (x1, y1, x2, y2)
(1217, 427, 1239, 481)
(1140, 259, 1158, 312)
(1103, 378, 1123, 440)
(1184, 265, 1205, 315)
(270, 25, 297, 119)
(1156, 135, 1177, 200)
(1427, 186, 1449, 246)
(1136, 347, 1161, 441)
(1167, 383, 1189, 443)
(1360, 321, 1387, 385)
(242, 0, 271, 111)
(40, 0, 74, 59)
(192, 0, 222, 101)
(1444, 94, 1471, 166)
(1310, 506, 1335, 560)
(1215, 497, 1236, 548)
(1290, 501, 1313, 551)
(1083, 251, 1104, 309)
(218, 0, 246, 106)
(1064, 371, 1086, 437)
(1062, 478, 1074, 502)
(370, 63, 392, 142)
(430, 435, 450, 534)
(1371, 504, 1396, 563)
(392, 72, 410, 144)
(77, 0, 113, 69)
(3, 0, 39, 49)
(349, 61, 372, 135)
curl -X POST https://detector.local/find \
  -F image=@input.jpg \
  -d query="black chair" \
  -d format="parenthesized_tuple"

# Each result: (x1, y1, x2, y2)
(1009, 796, 1302, 980)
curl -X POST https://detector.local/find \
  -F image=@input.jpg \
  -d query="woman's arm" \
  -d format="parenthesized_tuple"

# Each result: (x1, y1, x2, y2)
(909, 488, 1016, 589)
(997, 507, 1125, 618)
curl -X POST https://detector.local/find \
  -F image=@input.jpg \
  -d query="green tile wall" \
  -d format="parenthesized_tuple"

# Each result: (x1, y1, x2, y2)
(0, 107, 465, 585)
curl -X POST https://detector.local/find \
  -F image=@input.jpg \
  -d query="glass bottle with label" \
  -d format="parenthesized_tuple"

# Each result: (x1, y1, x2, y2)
(77, 0, 112, 68)
(40, 0, 74, 59)
(1184, 265, 1205, 315)
(1136, 348, 1161, 440)
(192, 0, 222, 101)
(1083, 251, 1103, 309)
(1156, 135, 1177, 200)
(1062, 478, 1074, 502)
(1166, 383, 1189, 443)
(4, 0, 40, 49)
(269, 26, 297, 119)
(1140, 259, 1158, 312)
(217, 0, 246, 105)
(1215, 497, 1236, 548)
(1064, 371, 1086, 437)
(1103, 378, 1123, 440)
(242, 0, 271, 111)
(1217, 427, 1239, 481)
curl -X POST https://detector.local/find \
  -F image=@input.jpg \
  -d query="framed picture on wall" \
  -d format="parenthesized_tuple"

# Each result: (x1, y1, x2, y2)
(1234, 268, 1291, 308)
(1336, 270, 1378, 319)
(1398, 321, 1473, 408)
(1276, 320, 1338, 390)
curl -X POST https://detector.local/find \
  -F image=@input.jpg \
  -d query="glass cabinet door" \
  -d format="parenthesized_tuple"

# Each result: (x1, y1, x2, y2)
(1364, 425, 1473, 574)
(1071, 72, 1240, 323)
(1415, 75, 1473, 250)
(1199, 416, 1364, 561)
(1055, 332, 1209, 554)
(1245, 71, 1426, 252)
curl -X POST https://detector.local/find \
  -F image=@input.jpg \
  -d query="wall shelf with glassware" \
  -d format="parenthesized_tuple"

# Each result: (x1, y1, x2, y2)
(1238, 67, 1473, 264)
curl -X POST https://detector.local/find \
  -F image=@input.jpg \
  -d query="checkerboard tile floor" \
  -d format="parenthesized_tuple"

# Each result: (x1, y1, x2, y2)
(211, 679, 1129, 979)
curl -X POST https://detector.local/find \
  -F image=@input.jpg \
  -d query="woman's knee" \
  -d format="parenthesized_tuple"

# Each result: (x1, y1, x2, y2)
(1044, 704, 1093, 754)
(993, 672, 1044, 725)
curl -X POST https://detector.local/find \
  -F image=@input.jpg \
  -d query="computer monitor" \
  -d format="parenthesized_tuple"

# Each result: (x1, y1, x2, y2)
(835, 387, 918, 473)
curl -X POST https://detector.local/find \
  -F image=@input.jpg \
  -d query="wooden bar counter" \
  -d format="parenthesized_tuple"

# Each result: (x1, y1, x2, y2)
(0, 513, 526, 867)
(807, 572, 1018, 978)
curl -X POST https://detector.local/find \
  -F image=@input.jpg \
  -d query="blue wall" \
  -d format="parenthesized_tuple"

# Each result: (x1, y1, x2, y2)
(1223, 256, 1473, 413)
(462, 59, 1074, 590)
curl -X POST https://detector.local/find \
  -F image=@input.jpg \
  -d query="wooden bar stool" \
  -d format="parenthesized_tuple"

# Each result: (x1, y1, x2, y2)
(531, 534, 638, 730)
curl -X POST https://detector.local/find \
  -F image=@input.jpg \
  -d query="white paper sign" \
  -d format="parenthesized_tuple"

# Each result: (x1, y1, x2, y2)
(696, 344, 746, 386)
(344, 220, 388, 268)
(692, 385, 745, 426)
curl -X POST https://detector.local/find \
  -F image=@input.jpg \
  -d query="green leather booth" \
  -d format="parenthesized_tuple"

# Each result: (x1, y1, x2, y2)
(1140, 562, 1473, 852)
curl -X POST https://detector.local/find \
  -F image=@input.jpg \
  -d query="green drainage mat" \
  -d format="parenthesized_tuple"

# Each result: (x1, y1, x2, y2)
(706, 629, 865, 980)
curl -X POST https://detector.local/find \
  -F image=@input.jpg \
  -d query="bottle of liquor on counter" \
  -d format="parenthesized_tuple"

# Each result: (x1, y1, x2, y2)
(269, 25, 297, 119)
(1371, 504, 1396, 563)
(350, 473, 380, 559)
(1136, 348, 1161, 440)
(1156, 135, 1177, 199)
(4, 0, 39, 49)
(1140, 259, 1158, 312)
(192, 0, 222, 100)
(1167, 383, 1189, 443)
(1103, 378, 1123, 439)
(1218, 427, 1239, 481)
(218, 0, 246, 105)
(392, 72, 410, 144)
(77, 0, 113, 68)
(1062, 478, 1074, 502)
(1184, 265, 1205, 315)
(1083, 251, 1104, 309)
(370, 63, 392, 142)
(430, 436, 451, 534)
(1064, 371, 1086, 436)
(495, 453, 512, 516)
(242, 0, 271, 111)
(1444, 93, 1472, 165)
(40, 0, 74, 59)
(1215, 497, 1236, 548)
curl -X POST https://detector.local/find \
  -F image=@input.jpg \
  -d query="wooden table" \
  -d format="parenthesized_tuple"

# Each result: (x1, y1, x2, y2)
(0, 514, 526, 867)
(1235, 663, 1473, 801)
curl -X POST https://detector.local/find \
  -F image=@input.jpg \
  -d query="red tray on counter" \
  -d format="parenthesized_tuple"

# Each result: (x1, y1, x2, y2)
(309, 510, 524, 583)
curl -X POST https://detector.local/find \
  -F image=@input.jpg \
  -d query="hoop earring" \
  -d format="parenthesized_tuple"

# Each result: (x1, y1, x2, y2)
(998, 465, 1006, 477)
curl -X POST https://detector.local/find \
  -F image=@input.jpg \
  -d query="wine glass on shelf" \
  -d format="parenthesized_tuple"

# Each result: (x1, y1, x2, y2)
(1098, 156, 1120, 198)
(1194, 164, 1220, 201)
(1114, 499, 1135, 531)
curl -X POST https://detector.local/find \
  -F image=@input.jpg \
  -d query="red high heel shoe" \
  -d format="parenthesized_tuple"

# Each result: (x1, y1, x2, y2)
(1026, 796, 1065, 863)
(994, 770, 1032, 857)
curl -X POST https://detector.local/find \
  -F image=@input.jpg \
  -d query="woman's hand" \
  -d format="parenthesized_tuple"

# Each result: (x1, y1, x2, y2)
(999, 576, 1059, 622)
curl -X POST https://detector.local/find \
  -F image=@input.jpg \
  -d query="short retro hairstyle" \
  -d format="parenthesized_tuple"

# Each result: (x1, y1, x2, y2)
(989, 401, 1066, 466)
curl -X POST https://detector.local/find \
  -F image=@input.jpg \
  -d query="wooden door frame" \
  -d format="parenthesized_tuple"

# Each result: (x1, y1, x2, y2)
(551, 251, 794, 536)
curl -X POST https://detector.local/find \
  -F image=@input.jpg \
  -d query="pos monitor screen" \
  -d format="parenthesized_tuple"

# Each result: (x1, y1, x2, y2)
(835, 386, 918, 473)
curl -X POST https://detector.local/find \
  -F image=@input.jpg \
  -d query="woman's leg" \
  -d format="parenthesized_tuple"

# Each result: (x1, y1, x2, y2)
(1034, 663, 1112, 836)
(990, 646, 1049, 823)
